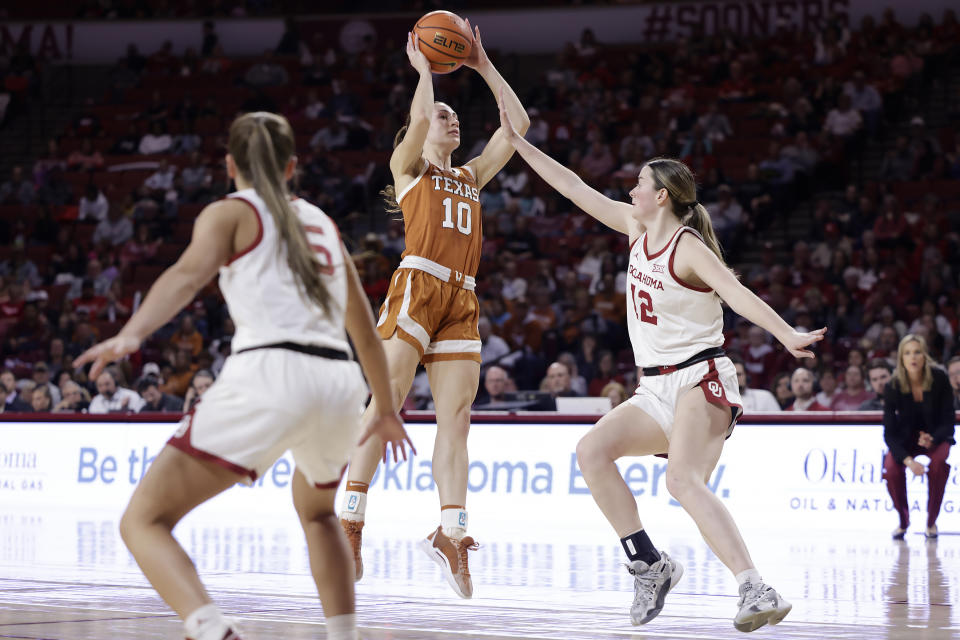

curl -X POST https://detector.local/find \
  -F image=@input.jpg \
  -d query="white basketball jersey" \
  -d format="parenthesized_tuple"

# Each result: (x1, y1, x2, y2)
(218, 188, 351, 355)
(626, 226, 724, 367)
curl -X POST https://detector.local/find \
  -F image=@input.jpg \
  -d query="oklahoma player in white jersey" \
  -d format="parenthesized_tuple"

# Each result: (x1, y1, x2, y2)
(498, 96, 824, 633)
(75, 112, 412, 640)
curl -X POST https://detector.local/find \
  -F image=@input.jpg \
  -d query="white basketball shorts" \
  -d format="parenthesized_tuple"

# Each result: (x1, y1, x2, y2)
(627, 356, 743, 441)
(169, 348, 367, 488)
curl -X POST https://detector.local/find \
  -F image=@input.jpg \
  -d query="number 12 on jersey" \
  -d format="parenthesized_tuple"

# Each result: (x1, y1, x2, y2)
(630, 284, 658, 325)
(441, 197, 472, 235)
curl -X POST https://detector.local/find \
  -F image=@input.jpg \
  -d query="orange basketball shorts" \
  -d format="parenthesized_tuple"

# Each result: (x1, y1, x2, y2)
(376, 268, 481, 364)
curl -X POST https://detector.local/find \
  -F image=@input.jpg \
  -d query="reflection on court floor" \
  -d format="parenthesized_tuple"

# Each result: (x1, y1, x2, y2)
(0, 510, 956, 639)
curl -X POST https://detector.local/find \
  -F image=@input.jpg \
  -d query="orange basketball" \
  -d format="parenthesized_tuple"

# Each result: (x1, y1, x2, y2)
(413, 10, 473, 74)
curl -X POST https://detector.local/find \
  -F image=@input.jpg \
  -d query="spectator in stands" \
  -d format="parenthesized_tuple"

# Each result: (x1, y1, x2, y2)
(947, 356, 960, 410)
(823, 94, 863, 141)
(111, 124, 141, 155)
(771, 372, 795, 410)
(843, 71, 883, 133)
(1, 369, 29, 411)
(883, 334, 956, 539)
(67, 139, 104, 171)
(833, 364, 873, 410)
(120, 223, 161, 271)
(704, 184, 743, 248)
(554, 352, 586, 397)
(29, 384, 53, 412)
(474, 365, 509, 407)
(815, 368, 840, 408)
(161, 348, 197, 398)
(138, 121, 172, 155)
(309, 118, 348, 151)
(0, 247, 42, 288)
(78, 183, 109, 222)
(244, 50, 289, 87)
(539, 361, 581, 407)
(53, 380, 90, 413)
(879, 136, 914, 181)
(860, 359, 893, 410)
(143, 159, 177, 200)
(182, 369, 214, 413)
(137, 375, 184, 413)
(697, 101, 733, 142)
(172, 122, 202, 155)
(524, 108, 549, 148)
(31, 361, 61, 405)
(179, 151, 211, 204)
(37, 167, 72, 207)
(88, 368, 145, 413)
(0, 166, 35, 205)
(171, 314, 203, 356)
(742, 325, 776, 390)
(730, 355, 780, 412)
(92, 204, 134, 247)
(785, 368, 828, 411)
(478, 316, 510, 366)
(601, 381, 627, 408)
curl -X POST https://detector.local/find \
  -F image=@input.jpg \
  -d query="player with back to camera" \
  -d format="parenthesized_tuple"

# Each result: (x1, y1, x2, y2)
(497, 92, 825, 632)
(338, 26, 529, 599)
(75, 112, 413, 640)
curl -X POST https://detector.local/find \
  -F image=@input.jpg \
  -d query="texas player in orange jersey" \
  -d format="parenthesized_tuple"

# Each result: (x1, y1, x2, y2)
(340, 26, 529, 598)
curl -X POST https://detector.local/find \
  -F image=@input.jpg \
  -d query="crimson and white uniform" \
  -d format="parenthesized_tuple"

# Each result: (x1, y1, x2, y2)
(624, 226, 742, 439)
(169, 188, 366, 487)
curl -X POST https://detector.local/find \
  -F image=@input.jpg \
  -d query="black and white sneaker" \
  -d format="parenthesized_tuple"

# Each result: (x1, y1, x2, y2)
(733, 582, 792, 632)
(627, 551, 684, 625)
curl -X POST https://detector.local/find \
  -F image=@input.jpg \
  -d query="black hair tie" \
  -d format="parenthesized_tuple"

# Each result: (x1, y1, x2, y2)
(687, 200, 700, 210)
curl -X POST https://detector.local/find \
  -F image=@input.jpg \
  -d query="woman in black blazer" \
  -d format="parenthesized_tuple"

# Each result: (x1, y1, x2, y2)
(883, 334, 956, 539)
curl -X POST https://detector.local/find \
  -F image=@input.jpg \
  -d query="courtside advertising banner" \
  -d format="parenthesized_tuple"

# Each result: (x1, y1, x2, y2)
(1, 421, 958, 534)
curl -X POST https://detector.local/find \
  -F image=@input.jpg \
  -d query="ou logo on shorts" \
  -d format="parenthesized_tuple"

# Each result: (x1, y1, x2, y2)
(707, 381, 723, 398)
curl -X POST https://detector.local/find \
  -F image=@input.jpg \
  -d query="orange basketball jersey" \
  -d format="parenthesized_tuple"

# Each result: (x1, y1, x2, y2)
(396, 159, 482, 286)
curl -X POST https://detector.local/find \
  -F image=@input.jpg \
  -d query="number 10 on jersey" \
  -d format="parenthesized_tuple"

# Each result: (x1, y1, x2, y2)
(441, 197, 472, 235)
(630, 284, 658, 325)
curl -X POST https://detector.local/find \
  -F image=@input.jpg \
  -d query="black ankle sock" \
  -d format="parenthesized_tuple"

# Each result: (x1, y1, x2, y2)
(620, 529, 661, 565)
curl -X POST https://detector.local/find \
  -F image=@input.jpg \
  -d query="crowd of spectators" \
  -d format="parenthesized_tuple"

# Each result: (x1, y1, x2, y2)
(2, 8, 960, 415)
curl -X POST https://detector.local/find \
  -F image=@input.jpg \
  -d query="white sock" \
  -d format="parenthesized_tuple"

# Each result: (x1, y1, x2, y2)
(735, 568, 762, 587)
(340, 490, 367, 522)
(184, 603, 230, 640)
(441, 507, 468, 540)
(326, 612, 358, 640)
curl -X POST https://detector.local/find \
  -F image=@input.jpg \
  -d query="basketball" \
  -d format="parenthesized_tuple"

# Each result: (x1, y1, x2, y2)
(413, 10, 473, 74)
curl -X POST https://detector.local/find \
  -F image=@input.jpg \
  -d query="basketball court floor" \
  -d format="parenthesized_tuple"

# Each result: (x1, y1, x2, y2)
(0, 510, 956, 640)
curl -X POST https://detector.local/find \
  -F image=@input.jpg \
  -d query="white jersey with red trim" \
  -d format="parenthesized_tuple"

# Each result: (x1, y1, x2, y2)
(218, 188, 351, 355)
(626, 226, 724, 367)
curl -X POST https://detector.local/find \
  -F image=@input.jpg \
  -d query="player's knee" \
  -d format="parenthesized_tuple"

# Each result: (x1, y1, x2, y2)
(575, 433, 605, 472)
(665, 467, 699, 501)
(118, 509, 136, 546)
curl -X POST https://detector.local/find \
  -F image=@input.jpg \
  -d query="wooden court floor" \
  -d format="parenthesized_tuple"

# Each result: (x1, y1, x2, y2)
(0, 514, 956, 639)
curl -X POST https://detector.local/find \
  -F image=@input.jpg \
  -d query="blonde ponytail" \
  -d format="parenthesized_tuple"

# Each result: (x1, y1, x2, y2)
(684, 203, 725, 263)
(229, 112, 332, 315)
(644, 157, 728, 267)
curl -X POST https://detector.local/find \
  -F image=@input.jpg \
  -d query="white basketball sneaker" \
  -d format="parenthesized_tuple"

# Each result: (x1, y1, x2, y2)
(733, 581, 792, 632)
(627, 551, 684, 625)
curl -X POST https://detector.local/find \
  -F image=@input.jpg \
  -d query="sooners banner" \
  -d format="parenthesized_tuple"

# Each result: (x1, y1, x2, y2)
(2, 1, 953, 63)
